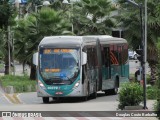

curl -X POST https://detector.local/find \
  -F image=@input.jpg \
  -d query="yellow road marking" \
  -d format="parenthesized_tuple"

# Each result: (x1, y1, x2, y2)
(5, 94, 21, 104)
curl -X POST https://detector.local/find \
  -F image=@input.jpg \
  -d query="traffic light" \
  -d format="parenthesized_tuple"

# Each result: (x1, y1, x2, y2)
(136, 49, 143, 62)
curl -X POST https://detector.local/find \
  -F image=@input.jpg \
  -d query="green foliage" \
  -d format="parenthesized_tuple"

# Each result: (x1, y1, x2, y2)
(0, 63, 4, 69)
(157, 39, 160, 88)
(154, 99, 160, 120)
(14, 7, 71, 66)
(0, 75, 36, 93)
(72, 0, 116, 35)
(117, 0, 160, 64)
(118, 82, 143, 110)
(0, 0, 17, 28)
(147, 86, 160, 100)
(155, 39, 160, 120)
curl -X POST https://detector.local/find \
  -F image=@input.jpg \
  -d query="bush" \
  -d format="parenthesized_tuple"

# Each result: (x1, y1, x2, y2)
(147, 86, 159, 100)
(118, 82, 143, 110)
(0, 75, 36, 93)
(155, 99, 160, 120)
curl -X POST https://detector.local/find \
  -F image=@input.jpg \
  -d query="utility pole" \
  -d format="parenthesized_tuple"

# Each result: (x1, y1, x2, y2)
(143, 0, 147, 109)
(126, 0, 147, 109)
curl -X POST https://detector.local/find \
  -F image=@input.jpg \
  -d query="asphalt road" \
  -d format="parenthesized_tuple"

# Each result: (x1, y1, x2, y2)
(16, 92, 119, 111)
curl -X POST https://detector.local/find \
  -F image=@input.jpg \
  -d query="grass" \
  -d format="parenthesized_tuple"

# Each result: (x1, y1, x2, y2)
(0, 75, 36, 93)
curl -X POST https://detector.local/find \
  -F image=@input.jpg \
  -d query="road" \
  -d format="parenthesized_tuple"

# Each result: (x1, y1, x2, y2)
(0, 92, 119, 111)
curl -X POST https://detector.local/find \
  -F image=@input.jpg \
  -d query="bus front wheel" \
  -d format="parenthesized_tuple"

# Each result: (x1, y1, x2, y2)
(42, 97, 49, 103)
(83, 83, 90, 101)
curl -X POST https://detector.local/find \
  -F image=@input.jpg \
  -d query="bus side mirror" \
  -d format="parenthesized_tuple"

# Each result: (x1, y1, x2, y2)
(33, 52, 38, 66)
(82, 52, 87, 65)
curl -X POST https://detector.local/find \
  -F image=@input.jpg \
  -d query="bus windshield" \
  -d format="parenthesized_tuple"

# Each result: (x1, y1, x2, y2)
(39, 48, 80, 85)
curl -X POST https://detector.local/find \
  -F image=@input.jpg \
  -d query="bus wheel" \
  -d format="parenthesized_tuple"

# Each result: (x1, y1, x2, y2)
(52, 97, 56, 100)
(110, 79, 119, 95)
(83, 83, 89, 101)
(110, 87, 118, 95)
(42, 97, 49, 103)
(92, 81, 97, 98)
(104, 90, 110, 95)
(92, 91, 97, 99)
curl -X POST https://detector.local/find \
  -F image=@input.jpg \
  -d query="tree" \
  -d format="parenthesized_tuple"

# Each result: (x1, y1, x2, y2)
(0, 29, 5, 61)
(71, 0, 117, 35)
(14, 7, 71, 80)
(117, 0, 160, 84)
(0, 0, 17, 74)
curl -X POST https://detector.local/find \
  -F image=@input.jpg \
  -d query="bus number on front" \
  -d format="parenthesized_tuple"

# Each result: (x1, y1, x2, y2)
(48, 86, 60, 90)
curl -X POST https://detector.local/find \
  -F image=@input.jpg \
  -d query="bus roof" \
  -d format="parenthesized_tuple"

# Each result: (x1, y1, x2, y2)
(39, 36, 83, 47)
(39, 35, 127, 48)
(82, 35, 127, 46)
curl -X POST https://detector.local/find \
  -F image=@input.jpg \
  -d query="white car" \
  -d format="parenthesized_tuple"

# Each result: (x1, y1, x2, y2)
(128, 50, 138, 60)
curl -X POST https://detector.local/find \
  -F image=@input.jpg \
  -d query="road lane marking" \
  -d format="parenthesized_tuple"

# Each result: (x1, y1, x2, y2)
(4, 94, 21, 104)
(1, 95, 13, 104)
(13, 94, 21, 104)
(17, 93, 26, 104)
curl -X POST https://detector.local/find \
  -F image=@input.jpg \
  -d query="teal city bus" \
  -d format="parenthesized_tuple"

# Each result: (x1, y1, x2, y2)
(33, 35, 129, 103)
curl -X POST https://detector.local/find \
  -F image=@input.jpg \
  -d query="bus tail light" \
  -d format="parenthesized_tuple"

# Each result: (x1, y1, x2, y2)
(38, 80, 46, 90)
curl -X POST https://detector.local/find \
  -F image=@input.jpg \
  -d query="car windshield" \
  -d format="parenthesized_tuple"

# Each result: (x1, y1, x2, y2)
(39, 48, 80, 84)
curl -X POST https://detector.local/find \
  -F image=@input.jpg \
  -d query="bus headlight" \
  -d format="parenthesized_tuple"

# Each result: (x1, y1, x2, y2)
(73, 81, 80, 89)
(38, 80, 46, 90)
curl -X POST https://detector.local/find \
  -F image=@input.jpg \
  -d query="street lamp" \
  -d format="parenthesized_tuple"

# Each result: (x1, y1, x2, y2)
(126, 0, 147, 109)
(35, 1, 51, 13)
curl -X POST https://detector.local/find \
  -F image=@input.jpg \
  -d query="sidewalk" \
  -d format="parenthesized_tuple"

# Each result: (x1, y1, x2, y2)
(147, 100, 156, 111)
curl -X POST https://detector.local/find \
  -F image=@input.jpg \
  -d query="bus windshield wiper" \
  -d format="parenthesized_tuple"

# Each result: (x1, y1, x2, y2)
(64, 75, 73, 83)
(59, 73, 73, 83)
